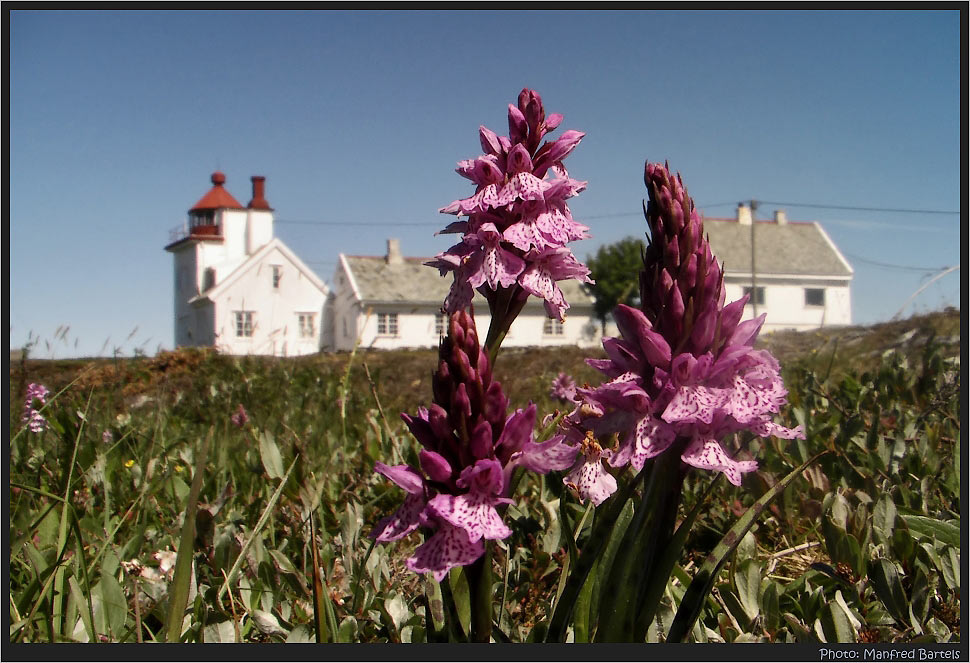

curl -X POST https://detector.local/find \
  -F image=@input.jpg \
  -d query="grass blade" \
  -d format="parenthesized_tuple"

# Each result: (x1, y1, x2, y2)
(163, 427, 212, 642)
(308, 512, 330, 643)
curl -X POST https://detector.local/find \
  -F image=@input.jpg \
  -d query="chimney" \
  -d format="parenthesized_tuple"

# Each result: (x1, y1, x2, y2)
(248, 175, 271, 210)
(774, 209, 788, 225)
(736, 202, 752, 225)
(386, 238, 403, 265)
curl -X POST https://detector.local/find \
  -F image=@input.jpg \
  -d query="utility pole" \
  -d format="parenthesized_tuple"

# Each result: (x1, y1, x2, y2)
(749, 199, 759, 318)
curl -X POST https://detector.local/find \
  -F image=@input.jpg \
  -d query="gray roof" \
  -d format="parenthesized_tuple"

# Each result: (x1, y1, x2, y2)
(342, 255, 595, 309)
(702, 219, 852, 278)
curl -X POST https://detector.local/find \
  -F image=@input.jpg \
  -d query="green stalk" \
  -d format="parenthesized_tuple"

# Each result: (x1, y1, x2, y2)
(633, 473, 722, 641)
(464, 546, 493, 642)
(595, 445, 686, 642)
(52, 392, 90, 638)
(544, 470, 643, 642)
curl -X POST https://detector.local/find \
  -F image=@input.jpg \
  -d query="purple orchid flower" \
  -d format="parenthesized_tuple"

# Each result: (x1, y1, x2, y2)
(561, 161, 804, 502)
(428, 88, 594, 343)
(371, 310, 577, 580)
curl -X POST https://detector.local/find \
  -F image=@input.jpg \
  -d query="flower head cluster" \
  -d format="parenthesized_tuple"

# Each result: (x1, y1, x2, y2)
(562, 162, 804, 503)
(428, 89, 593, 322)
(22, 383, 50, 433)
(371, 311, 577, 580)
(230, 404, 249, 428)
(549, 372, 578, 403)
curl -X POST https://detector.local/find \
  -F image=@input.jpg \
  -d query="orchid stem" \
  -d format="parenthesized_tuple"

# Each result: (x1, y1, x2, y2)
(465, 546, 493, 642)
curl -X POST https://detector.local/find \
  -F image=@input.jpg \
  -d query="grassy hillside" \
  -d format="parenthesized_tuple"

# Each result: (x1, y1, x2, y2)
(8, 308, 961, 644)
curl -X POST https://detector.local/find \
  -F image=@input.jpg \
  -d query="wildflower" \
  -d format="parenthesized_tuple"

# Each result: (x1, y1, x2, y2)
(125, 459, 135, 469)
(102, 430, 114, 444)
(372, 311, 577, 580)
(230, 404, 249, 428)
(21, 383, 50, 433)
(429, 88, 593, 335)
(562, 161, 803, 500)
(549, 372, 578, 403)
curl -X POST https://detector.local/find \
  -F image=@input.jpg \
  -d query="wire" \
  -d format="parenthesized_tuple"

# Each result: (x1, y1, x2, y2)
(277, 219, 439, 227)
(842, 252, 951, 273)
(755, 200, 959, 215)
(276, 197, 959, 229)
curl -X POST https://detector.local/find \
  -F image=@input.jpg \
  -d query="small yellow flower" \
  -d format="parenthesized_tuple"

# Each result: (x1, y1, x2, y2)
(125, 459, 135, 468)
(174, 465, 184, 473)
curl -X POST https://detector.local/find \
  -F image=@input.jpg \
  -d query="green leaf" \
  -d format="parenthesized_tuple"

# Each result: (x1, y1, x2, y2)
(68, 576, 96, 642)
(735, 558, 762, 623)
(383, 594, 409, 634)
(97, 570, 128, 638)
(900, 515, 960, 547)
(204, 620, 238, 643)
(448, 567, 471, 639)
(762, 582, 781, 633)
(571, 557, 598, 643)
(665, 451, 829, 643)
(821, 598, 855, 643)
(939, 547, 960, 592)
(868, 558, 909, 625)
(872, 493, 897, 540)
(336, 616, 358, 643)
(258, 431, 285, 480)
(721, 589, 752, 632)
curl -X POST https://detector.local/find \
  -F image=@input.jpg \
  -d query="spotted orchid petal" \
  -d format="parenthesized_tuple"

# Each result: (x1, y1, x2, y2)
(372, 492, 427, 542)
(680, 437, 758, 487)
(564, 446, 617, 506)
(406, 521, 485, 582)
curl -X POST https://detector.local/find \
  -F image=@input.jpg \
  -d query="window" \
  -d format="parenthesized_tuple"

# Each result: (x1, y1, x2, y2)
(202, 268, 216, 291)
(435, 312, 446, 337)
(544, 318, 565, 336)
(271, 265, 282, 289)
(298, 313, 316, 338)
(377, 312, 399, 336)
(235, 311, 254, 337)
(805, 288, 825, 307)
(743, 286, 766, 306)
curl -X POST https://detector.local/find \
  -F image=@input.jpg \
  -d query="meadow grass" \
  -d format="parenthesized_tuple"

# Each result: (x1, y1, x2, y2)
(8, 310, 961, 643)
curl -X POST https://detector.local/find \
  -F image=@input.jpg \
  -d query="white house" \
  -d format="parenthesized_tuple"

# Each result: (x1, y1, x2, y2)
(703, 204, 853, 332)
(165, 172, 329, 356)
(322, 239, 601, 351)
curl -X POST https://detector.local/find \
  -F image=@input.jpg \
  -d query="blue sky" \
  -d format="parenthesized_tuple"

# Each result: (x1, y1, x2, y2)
(9, 9, 962, 358)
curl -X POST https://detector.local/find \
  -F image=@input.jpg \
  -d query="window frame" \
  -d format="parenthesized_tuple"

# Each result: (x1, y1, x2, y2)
(377, 312, 399, 337)
(543, 318, 565, 336)
(805, 288, 826, 307)
(298, 313, 316, 338)
(742, 286, 766, 306)
(235, 311, 254, 338)
(271, 265, 282, 290)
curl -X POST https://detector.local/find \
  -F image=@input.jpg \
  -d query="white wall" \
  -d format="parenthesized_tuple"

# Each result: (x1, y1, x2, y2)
(723, 277, 852, 332)
(331, 300, 601, 351)
(211, 245, 327, 356)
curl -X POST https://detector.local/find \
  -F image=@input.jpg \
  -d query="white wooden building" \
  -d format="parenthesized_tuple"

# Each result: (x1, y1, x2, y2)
(165, 172, 329, 356)
(704, 204, 853, 332)
(322, 239, 601, 351)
